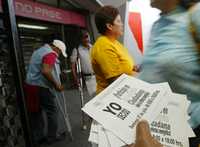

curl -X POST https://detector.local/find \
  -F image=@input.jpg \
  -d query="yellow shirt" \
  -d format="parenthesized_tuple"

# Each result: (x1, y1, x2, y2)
(91, 36, 135, 94)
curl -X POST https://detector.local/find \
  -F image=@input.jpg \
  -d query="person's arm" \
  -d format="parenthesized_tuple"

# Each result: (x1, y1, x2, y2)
(42, 53, 63, 91)
(102, 48, 137, 84)
(71, 62, 79, 86)
(128, 121, 163, 147)
(41, 63, 63, 91)
(107, 68, 138, 84)
(70, 48, 79, 86)
(98, 48, 124, 83)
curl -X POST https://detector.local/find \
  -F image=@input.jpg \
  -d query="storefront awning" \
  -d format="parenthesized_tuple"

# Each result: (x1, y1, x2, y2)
(97, 0, 128, 8)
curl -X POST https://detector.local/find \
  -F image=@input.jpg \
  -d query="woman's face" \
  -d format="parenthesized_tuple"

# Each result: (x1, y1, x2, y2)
(108, 14, 124, 38)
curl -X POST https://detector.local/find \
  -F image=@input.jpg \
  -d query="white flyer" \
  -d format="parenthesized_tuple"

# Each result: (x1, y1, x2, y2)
(89, 120, 99, 144)
(150, 93, 191, 147)
(82, 74, 169, 144)
(99, 125, 111, 147)
(105, 129, 125, 147)
(104, 82, 172, 147)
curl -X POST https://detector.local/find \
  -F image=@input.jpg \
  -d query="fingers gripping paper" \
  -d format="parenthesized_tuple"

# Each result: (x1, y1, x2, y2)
(82, 74, 193, 147)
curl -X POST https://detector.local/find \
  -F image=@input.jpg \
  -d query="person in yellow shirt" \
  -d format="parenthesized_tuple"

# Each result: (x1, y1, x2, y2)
(91, 5, 137, 94)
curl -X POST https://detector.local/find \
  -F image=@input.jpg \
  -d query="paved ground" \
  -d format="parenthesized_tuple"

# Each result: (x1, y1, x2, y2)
(40, 87, 92, 147)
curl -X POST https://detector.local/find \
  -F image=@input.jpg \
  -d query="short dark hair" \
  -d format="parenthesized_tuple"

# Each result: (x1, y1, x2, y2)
(180, 0, 200, 9)
(80, 29, 89, 39)
(95, 5, 119, 35)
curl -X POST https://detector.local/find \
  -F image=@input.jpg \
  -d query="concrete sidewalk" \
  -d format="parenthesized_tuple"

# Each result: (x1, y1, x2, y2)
(40, 88, 92, 147)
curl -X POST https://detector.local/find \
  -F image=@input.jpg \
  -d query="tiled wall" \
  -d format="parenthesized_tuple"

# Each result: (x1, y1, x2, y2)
(0, 19, 25, 147)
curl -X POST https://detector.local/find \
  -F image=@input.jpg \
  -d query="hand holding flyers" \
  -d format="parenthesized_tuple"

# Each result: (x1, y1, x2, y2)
(82, 74, 194, 147)
(129, 120, 163, 147)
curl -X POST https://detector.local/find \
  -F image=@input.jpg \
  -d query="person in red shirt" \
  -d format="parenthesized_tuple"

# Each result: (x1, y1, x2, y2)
(25, 39, 67, 145)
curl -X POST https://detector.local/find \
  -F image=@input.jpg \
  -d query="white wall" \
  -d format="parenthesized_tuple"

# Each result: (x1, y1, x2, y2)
(124, 0, 160, 64)
(118, 3, 127, 42)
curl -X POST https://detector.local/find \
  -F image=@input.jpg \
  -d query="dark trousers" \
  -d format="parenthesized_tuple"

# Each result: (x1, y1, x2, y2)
(30, 87, 58, 142)
(189, 125, 200, 147)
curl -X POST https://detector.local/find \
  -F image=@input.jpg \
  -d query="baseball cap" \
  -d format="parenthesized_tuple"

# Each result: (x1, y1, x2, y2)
(52, 40, 67, 57)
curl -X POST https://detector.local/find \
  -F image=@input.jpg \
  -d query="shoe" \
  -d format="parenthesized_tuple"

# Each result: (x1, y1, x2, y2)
(57, 132, 66, 139)
(46, 136, 65, 145)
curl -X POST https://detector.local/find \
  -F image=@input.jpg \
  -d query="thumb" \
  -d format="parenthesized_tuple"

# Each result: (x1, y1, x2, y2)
(136, 120, 152, 141)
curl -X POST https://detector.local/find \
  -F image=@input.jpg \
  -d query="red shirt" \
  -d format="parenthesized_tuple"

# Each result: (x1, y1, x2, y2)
(42, 52, 57, 66)
(25, 52, 58, 112)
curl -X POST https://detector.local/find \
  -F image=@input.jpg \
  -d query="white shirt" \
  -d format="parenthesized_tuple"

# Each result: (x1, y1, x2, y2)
(70, 44, 94, 74)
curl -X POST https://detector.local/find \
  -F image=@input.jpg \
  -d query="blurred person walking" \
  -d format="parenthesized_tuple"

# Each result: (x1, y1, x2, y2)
(138, 0, 200, 136)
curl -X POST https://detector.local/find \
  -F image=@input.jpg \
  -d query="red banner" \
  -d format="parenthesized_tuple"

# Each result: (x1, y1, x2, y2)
(0, 0, 86, 27)
(129, 12, 143, 54)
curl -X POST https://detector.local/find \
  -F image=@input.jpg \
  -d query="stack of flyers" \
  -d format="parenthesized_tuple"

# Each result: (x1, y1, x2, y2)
(82, 74, 194, 147)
